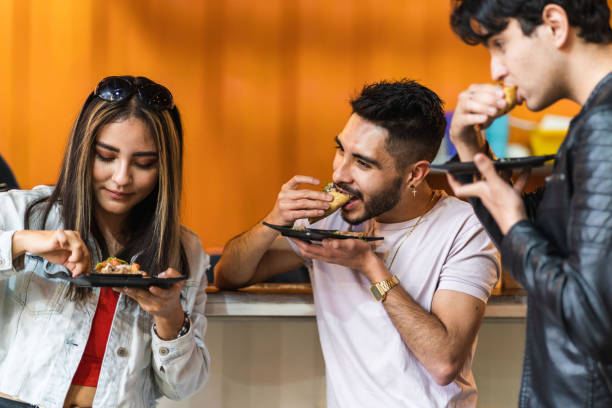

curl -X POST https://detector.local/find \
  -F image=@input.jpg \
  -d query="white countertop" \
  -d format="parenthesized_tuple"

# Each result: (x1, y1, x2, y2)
(206, 289, 527, 318)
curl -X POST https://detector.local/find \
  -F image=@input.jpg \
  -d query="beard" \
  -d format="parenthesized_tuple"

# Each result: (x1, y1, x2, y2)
(337, 175, 404, 225)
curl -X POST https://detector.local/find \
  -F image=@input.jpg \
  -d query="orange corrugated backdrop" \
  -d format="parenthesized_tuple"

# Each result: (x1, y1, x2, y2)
(0, 1, 607, 247)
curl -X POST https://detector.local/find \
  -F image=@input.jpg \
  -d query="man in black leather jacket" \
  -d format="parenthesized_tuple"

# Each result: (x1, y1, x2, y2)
(447, 1, 612, 406)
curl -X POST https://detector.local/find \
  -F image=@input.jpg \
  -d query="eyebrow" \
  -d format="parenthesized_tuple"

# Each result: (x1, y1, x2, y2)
(334, 136, 382, 169)
(96, 142, 158, 157)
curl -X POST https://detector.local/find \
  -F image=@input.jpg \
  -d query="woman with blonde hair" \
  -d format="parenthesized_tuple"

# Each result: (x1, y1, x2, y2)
(0, 76, 210, 407)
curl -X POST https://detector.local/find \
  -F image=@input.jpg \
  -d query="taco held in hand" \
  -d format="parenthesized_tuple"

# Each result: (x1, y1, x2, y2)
(499, 85, 517, 115)
(308, 183, 351, 224)
(474, 85, 517, 132)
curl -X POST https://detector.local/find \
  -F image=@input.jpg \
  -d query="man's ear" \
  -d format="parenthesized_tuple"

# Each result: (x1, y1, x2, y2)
(541, 4, 570, 48)
(404, 160, 431, 188)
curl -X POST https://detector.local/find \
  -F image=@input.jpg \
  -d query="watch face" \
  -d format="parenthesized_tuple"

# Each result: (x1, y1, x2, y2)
(370, 285, 383, 301)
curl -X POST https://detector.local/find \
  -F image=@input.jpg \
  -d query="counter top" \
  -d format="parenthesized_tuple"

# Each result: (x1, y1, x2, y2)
(205, 284, 527, 318)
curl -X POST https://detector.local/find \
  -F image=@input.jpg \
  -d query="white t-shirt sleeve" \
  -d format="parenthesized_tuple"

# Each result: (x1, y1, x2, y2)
(437, 215, 500, 303)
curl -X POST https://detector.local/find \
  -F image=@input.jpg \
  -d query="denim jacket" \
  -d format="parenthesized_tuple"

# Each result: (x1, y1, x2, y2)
(0, 186, 211, 408)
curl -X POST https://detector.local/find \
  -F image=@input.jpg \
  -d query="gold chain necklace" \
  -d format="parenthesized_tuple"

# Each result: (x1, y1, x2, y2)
(385, 190, 440, 271)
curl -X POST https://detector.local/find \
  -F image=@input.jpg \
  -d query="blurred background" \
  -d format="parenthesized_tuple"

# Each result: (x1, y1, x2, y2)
(0, 0, 593, 249)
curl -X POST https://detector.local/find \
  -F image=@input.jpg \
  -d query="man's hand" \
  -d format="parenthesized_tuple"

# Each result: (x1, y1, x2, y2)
(12, 230, 91, 277)
(264, 175, 333, 226)
(215, 175, 321, 289)
(447, 153, 529, 234)
(450, 84, 511, 160)
(117, 267, 186, 340)
(291, 238, 388, 283)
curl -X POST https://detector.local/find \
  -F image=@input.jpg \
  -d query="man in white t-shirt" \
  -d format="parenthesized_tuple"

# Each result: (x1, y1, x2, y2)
(215, 79, 500, 407)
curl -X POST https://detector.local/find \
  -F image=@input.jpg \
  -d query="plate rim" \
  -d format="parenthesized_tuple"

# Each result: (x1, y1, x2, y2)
(429, 153, 556, 175)
(262, 221, 383, 242)
(69, 274, 187, 288)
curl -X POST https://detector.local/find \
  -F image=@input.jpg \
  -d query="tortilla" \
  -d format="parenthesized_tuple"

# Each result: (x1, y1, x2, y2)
(308, 182, 351, 224)
(95, 257, 141, 275)
(475, 85, 518, 132)
(499, 85, 517, 115)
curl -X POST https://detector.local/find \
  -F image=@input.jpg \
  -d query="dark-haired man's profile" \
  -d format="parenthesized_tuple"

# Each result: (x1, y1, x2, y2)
(448, 1, 612, 407)
(215, 79, 500, 407)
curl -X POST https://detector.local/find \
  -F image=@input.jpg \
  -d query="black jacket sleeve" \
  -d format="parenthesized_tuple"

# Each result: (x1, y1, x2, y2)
(467, 187, 543, 249)
(500, 108, 612, 362)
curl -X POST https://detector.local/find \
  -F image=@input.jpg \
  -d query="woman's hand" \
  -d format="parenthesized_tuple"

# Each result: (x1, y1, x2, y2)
(12, 230, 91, 277)
(117, 267, 186, 340)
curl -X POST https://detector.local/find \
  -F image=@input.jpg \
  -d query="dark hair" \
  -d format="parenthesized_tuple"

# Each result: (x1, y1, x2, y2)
(26, 76, 188, 300)
(350, 79, 446, 172)
(451, 0, 612, 45)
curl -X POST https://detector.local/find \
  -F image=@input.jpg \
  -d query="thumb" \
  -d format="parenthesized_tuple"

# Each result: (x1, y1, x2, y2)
(513, 168, 531, 193)
(473, 153, 497, 180)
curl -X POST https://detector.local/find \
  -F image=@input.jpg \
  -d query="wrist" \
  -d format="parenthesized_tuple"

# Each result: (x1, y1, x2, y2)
(262, 214, 285, 231)
(501, 215, 527, 235)
(154, 307, 186, 340)
(451, 133, 489, 162)
(362, 251, 391, 284)
(11, 231, 28, 259)
(263, 210, 292, 227)
(370, 275, 400, 302)
(259, 218, 285, 243)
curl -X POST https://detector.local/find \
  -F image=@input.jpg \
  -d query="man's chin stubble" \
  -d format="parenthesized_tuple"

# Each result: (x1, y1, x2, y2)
(341, 210, 367, 226)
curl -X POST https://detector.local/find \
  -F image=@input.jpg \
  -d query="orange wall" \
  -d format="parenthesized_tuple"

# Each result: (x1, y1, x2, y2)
(0, 1, 605, 247)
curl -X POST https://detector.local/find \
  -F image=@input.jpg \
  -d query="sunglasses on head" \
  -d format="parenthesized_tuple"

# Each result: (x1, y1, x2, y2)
(94, 76, 175, 111)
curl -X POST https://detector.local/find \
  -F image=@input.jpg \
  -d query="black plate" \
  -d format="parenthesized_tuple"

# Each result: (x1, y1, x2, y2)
(48, 272, 186, 288)
(263, 222, 383, 242)
(430, 154, 556, 176)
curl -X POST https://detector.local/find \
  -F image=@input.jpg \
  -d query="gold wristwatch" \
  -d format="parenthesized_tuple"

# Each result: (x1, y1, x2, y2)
(370, 275, 400, 302)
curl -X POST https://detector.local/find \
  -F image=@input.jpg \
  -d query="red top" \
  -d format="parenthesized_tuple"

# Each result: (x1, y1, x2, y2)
(71, 287, 120, 387)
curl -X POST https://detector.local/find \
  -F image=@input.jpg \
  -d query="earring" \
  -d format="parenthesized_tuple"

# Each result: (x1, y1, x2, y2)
(409, 184, 416, 198)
